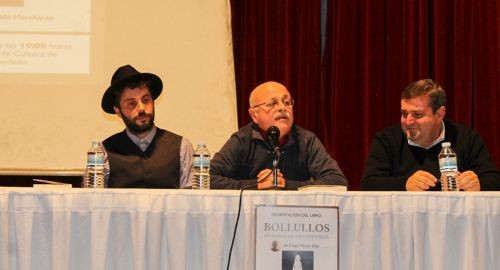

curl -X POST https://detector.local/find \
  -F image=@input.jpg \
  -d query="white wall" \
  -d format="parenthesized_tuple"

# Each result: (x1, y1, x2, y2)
(0, 0, 237, 171)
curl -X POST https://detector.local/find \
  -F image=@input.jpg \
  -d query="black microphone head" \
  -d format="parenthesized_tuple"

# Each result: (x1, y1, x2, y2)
(267, 126, 280, 149)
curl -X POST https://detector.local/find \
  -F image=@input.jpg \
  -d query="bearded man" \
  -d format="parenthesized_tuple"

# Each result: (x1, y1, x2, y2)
(101, 65, 194, 188)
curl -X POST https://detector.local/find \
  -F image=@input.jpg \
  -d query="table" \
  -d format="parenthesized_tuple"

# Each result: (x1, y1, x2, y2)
(1, 188, 499, 270)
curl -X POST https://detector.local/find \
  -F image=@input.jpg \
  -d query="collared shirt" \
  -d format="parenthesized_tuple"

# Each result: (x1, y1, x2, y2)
(126, 127, 157, 151)
(362, 119, 500, 191)
(407, 121, 445, 149)
(124, 126, 194, 188)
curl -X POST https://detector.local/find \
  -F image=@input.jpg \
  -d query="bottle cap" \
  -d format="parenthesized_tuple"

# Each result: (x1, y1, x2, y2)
(441, 142, 451, 147)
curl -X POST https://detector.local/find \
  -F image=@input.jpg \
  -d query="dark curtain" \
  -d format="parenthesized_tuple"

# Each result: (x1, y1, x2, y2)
(231, 0, 500, 190)
(231, 0, 323, 130)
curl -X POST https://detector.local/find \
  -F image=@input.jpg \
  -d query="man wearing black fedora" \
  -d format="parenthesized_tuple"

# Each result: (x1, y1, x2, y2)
(101, 64, 194, 188)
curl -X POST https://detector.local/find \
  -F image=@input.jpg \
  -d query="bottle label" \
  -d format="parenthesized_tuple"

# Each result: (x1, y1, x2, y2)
(88, 153, 105, 166)
(193, 156, 210, 167)
(439, 157, 457, 171)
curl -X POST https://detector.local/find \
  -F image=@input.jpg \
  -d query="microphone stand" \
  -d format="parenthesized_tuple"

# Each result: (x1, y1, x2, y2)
(272, 147, 281, 190)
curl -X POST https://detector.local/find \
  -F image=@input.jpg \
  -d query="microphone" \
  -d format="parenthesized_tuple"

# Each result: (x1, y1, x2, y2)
(266, 126, 280, 151)
(266, 126, 281, 189)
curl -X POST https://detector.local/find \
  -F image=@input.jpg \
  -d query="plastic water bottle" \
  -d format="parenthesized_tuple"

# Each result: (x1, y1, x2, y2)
(82, 140, 108, 188)
(192, 143, 211, 189)
(438, 142, 459, 191)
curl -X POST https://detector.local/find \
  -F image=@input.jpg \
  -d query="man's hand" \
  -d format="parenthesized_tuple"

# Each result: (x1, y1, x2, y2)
(406, 170, 437, 191)
(257, 169, 285, 189)
(457, 170, 480, 191)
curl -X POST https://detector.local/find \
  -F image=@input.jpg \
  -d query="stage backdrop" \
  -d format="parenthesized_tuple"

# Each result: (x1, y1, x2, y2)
(231, 0, 500, 190)
(0, 0, 237, 172)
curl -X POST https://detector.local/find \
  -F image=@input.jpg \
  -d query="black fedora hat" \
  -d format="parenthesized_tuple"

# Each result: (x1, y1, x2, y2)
(101, 64, 163, 114)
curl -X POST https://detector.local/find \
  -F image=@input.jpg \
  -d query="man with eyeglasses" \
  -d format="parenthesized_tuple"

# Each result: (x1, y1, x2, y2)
(361, 79, 500, 191)
(210, 81, 347, 190)
(100, 64, 194, 188)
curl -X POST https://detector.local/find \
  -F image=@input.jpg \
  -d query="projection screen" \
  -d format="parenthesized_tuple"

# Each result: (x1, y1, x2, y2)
(0, 0, 238, 173)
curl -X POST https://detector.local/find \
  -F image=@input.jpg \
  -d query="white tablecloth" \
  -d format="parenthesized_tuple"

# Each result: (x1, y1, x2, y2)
(1, 188, 499, 270)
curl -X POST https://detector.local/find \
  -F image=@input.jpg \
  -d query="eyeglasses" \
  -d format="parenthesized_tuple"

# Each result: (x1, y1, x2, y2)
(251, 97, 294, 111)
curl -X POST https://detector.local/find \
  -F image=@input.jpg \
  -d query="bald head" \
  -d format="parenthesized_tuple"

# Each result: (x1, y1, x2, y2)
(249, 81, 289, 107)
(248, 81, 294, 138)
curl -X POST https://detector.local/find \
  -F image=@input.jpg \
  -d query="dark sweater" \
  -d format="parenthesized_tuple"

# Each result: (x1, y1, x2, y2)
(210, 123, 347, 190)
(361, 120, 500, 191)
(103, 128, 182, 188)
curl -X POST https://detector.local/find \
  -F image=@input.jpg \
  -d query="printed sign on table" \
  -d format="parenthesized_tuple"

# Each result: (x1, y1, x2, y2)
(255, 205, 339, 270)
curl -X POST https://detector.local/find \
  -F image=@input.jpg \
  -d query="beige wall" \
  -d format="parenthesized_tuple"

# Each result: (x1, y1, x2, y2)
(0, 0, 237, 170)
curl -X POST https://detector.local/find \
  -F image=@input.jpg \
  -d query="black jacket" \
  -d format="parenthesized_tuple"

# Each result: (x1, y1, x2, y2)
(210, 123, 347, 190)
(361, 120, 500, 191)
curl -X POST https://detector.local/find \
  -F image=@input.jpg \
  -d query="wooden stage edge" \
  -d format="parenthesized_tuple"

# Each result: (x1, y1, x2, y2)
(0, 168, 85, 188)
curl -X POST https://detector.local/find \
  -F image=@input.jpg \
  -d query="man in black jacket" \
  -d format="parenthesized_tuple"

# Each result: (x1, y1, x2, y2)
(210, 81, 347, 190)
(362, 79, 500, 191)
(101, 65, 194, 188)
